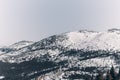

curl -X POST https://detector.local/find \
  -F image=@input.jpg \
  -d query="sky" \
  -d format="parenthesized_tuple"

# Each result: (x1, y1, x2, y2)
(0, 0, 120, 45)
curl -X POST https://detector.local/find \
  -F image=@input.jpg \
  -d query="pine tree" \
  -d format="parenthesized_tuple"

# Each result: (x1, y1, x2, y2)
(95, 72, 104, 80)
(106, 70, 112, 80)
(110, 66, 116, 80)
(118, 68, 120, 76)
(89, 75, 94, 80)
(117, 67, 120, 80)
(91, 75, 94, 80)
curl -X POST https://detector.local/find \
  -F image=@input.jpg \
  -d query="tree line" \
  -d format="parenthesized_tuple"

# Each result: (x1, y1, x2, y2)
(90, 66, 120, 80)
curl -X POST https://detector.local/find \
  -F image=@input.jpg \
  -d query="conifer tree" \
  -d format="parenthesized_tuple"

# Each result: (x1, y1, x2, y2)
(106, 70, 112, 80)
(89, 75, 94, 80)
(91, 75, 94, 80)
(95, 72, 104, 80)
(118, 68, 120, 76)
(117, 67, 120, 80)
(110, 66, 116, 80)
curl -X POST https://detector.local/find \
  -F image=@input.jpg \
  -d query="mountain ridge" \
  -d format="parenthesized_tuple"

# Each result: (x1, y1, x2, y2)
(0, 29, 120, 80)
(1, 29, 120, 63)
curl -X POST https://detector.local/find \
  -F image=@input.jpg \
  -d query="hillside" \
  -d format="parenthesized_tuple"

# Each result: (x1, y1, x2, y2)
(0, 29, 120, 80)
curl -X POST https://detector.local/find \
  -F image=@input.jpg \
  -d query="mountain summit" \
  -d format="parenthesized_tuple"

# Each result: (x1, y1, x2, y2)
(0, 29, 120, 80)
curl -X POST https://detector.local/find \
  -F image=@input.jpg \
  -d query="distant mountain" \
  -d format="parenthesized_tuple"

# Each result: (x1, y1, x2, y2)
(0, 29, 120, 80)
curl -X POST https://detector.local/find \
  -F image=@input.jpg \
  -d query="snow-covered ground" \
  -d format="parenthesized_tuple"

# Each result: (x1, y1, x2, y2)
(9, 40, 34, 49)
(0, 76, 5, 79)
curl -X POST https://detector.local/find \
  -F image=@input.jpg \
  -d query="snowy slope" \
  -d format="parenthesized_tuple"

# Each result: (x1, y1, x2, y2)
(67, 30, 120, 50)
(9, 40, 34, 49)
(0, 41, 34, 55)
(0, 29, 120, 80)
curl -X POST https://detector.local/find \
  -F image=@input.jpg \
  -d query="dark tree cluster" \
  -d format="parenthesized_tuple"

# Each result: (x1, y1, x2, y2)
(91, 66, 120, 80)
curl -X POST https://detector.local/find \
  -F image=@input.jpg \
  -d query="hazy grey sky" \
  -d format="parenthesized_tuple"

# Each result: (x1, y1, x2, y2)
(0, 0, 120, 45)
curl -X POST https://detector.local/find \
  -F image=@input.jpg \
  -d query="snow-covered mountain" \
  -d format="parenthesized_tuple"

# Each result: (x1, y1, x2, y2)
(0, 29, 120, 80)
